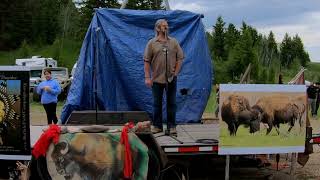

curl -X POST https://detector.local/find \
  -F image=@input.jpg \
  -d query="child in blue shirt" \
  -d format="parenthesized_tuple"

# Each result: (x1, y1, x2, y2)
(36, 69, 61, 124)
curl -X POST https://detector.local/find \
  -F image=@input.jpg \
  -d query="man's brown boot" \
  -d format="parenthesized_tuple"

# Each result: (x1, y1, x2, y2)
(169, 127, 177, 136)
(151, 126, 163, 134)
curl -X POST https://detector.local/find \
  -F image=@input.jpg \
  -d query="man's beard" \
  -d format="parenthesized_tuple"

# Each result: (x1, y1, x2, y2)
(160, 29, 168, 38)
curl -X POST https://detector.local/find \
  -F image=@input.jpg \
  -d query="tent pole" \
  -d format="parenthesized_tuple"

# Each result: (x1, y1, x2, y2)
(94, 27, 101, 123)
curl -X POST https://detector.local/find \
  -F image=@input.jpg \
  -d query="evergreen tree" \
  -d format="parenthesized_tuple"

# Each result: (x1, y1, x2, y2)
(206, 32, 214, 53)
(212, 16, 226, 61)
(257, 35, 268, 66)
(280, 33, 293, 68)
(224, 23, 239, 55)
(241, 21, 247, 32)
(268, 67, 275, 83)
(267, 31, 278, 54)
(292, 34, 310, 66)
(228, 29, 258, 81)
(264, 31, 279, 67)
(0, 0, 67, 49)
(78, 0, 120, 38)
(246, 25, 260, 47)
(126, 0, 163, 10)
(58, 0, 81, 40)
(0, 0, 33, 49)
(280, 33, 310, 68)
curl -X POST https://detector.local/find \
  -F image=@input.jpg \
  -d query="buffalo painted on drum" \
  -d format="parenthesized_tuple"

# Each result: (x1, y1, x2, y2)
(50, 133, 148, 180)
(221, 95, 262, 135)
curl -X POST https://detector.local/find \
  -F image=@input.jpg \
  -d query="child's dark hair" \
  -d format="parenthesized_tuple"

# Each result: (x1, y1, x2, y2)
(43, 69, 51, 74)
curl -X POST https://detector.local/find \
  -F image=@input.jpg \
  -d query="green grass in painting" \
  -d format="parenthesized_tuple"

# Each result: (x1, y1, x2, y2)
(220, 122, 305, 147)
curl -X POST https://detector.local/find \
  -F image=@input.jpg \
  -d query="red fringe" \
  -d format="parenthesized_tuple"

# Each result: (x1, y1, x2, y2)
(120, 122, 134, 179)
(32, 124, 61, 159)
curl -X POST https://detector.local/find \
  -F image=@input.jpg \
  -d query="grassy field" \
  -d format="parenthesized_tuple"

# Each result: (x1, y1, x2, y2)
(29, 86, 320, 121)
(30, 87, 216, 125)
(0, 51, 18, 65)
(305, 62, 320, 82)
(30, 88, 216, 120)
(204, 87, 216, 113)
(220, 121, 306, 147)
(281, 62, 320, 83)
(30, 101, 64, 112)
(30, 101, 65, 125)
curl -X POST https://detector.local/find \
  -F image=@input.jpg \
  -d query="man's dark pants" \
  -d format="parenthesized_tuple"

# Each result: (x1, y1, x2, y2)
(152, 78, 177, 130)
(43, 102, 58, 124)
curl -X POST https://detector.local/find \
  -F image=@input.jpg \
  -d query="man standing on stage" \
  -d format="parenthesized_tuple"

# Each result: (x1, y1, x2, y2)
(144, 19, 184, 136)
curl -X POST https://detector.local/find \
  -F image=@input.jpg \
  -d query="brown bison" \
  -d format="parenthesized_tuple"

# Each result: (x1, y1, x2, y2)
(274, 103, 301, 132)
(49, 133, 149, 180)
(292, 96, 306, 127)
(221, 95, 261, 135)
(252, 95, 305, 135)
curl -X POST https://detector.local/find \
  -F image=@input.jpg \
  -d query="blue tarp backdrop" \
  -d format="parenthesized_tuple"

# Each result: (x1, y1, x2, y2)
(61, 8, 213, 124)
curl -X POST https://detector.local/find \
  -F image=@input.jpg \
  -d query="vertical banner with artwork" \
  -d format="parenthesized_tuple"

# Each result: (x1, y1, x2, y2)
(0, 66, 30, 160)
(219, 84, 306, 155)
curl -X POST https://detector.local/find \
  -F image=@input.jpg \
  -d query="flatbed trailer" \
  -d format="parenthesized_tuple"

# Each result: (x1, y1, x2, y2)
(31, 123, 219, 152)
(29, 121, 219, 179)
(30, 123, 219, 157)
(5, 119, 316, 180)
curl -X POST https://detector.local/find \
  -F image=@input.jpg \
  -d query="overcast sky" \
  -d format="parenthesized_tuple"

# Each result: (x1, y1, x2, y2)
(169, 0, 320, 62)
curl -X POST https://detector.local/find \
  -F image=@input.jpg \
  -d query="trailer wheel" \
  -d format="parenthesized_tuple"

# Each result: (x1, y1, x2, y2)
(160, 163, 188, 180)
(27, 156, 52, 180)
(148, 149, 160, 180)
(36, 156, 52, 180)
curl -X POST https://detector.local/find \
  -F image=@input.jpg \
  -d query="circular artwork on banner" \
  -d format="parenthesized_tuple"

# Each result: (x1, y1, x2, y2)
(0, 81, 20, 145)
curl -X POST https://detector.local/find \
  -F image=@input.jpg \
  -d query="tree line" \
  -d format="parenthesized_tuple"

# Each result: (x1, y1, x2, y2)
(1, 1, 311, 83)
(0, 0, 163, 50)
(208, 16, 310, 84)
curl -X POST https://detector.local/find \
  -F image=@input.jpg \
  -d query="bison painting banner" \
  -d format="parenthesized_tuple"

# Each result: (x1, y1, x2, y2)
(218, 84, 307, 155)
(45, 132, 149, 179)
(0, 66, 30, 160)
